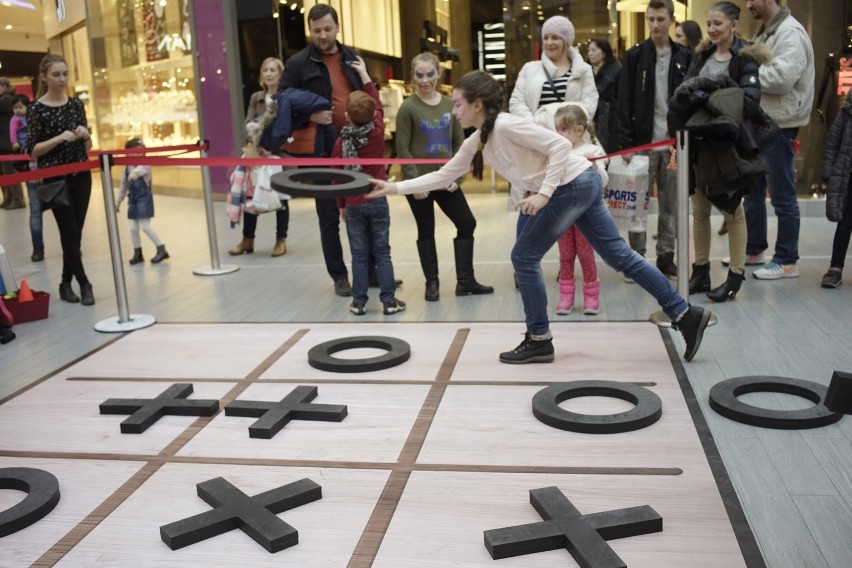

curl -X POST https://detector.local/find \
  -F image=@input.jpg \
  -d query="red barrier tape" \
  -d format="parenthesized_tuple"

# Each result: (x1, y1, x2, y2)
(0, 159, 99, 185)
(589, 138, 675, 161)
(0, 139, 678, 186)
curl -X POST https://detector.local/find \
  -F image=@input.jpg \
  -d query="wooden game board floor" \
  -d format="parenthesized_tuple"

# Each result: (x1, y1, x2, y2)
(1, 322, 756, 567)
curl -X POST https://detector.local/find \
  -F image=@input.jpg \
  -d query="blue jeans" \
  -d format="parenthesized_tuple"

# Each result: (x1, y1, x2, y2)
(26, 181, 44, 249)
(743, 128, 800, 264)
(345, 197, 396, 304)
(512, 168, 688, 335)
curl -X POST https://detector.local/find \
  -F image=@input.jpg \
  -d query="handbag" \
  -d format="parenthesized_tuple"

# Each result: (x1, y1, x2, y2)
(36, 179, 70, 210)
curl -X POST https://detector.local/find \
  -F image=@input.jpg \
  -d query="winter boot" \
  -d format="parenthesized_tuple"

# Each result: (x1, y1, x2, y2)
(582, 280, 601, 315)
(671, 305, 711, 362)
(688, 263, 711, 294)
(228, 237, 254, 255)
(454, 237, 494, 296)
(128, 248, 144, 265)
(31, 248, 44, 262)
(555, 278, 575, 315)
(151, 244, 170, 264)
(706, 270, 744, 302)
(417, 239, 440, 301)
(271, 238, 287, 257)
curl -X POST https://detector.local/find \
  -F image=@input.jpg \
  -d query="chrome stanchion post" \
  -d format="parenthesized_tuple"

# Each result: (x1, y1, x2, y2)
(94, 152, 156, 333)
(193, 139, 239, 276)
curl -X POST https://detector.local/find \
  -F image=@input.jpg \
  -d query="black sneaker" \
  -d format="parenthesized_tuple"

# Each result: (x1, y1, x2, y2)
(349, 302, 366, 315)
(499, 333, 555, 364)
(821, 270, 842, 289)
(671, 305, 711, 362)
(335, 278, 352, 297)
(382, 298, 406, 314)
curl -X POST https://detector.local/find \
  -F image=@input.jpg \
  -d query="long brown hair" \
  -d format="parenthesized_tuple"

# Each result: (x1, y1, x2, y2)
(36, 53, 67, 98)
(453, 71, 504, 181)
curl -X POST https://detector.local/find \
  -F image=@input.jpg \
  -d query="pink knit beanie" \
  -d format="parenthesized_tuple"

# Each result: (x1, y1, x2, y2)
(542, 15, 575, 47)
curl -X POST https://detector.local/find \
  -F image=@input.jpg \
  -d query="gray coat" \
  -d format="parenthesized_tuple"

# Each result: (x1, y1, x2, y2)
(823, 93, 852, 222)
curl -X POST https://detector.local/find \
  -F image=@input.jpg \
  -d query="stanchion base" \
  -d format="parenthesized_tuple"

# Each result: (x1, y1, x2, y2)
(94, 314, 157, 333)
(193, 265, 240, 276)
(650, 310, 718, 328)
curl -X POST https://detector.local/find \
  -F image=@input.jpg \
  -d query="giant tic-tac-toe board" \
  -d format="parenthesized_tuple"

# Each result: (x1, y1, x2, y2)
(0, 322, 762, 567)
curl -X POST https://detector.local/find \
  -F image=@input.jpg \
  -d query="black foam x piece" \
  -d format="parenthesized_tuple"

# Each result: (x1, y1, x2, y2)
(224, 385, 347, 439)
(99, 383, 219, 433)
(484, 486, 662, 568)
(160, 477, 322, 552)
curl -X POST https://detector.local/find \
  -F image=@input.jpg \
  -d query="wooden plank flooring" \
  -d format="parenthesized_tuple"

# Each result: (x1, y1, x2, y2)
(1, 183, 852, 567)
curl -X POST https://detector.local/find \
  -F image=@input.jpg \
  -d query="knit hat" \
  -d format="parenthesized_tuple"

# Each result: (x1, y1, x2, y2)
(542, 16, 575, 47)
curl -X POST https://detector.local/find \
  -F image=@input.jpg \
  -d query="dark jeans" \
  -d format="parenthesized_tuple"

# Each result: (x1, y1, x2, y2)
(49, 171, 92, 285)
(831, 182, 852, 269)
(315, 196, 348, 281)
(405, 188, 476, 241)
(243, 203, 289, 239)
(345, 198, 395, 304)
(743, 127, 801, 264)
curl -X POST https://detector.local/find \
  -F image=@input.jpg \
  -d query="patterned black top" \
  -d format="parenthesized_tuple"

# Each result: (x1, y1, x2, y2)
(26, 98, 89, 169)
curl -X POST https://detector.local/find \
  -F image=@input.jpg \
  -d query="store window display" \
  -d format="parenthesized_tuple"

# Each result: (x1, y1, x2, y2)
(88, 0, 200, 192)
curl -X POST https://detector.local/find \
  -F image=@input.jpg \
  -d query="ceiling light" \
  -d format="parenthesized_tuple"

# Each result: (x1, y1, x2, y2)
(5, 25, 12, 30)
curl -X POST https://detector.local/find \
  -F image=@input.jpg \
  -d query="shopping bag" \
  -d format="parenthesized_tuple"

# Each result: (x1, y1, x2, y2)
(245, 165, 287, 214)
(604, 155, 650, 232)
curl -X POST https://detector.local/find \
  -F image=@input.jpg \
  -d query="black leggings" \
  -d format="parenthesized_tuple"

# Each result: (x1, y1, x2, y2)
(405, 188, 476, 241)
(831, 185, 852, 269)
(242, 204, 289, 239)
(49, 171, 92, 285)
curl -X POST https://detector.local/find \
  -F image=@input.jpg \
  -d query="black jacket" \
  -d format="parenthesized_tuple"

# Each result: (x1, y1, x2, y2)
(0, 94, 13, 154)
(823, 93, 852, 222)
(594, 57, 621, 153)
(616, 38, 690, 150)
(278, 42, 364, 103)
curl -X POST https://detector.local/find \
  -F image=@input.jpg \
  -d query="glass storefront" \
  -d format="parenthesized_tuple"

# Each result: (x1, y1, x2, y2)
(87, 0, 201, 194)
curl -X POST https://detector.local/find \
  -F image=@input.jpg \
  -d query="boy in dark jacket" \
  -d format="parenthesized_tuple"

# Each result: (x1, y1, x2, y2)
(333, 57, 404, 316)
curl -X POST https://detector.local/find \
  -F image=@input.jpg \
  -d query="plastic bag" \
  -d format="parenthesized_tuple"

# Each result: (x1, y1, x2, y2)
(604, 155, 650, 232)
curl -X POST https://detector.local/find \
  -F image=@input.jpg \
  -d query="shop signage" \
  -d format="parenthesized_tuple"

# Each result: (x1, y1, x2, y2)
(477, 23, 506, 81)
(118, 0, 139, 68)
(143, 0, 168, 62)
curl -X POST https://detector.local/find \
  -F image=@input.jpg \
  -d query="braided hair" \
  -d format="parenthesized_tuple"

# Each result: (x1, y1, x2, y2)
(453, 71, 504, 180)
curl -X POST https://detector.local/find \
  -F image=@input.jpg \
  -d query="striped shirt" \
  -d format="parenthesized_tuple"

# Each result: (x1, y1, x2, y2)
(537, 70, 571, 106)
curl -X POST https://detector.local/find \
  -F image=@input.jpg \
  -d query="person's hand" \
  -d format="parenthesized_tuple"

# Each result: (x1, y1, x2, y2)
(366, 178, 399, 199)
(57, 130, 77, 143)
(413, 192, 429, 200)
(622, 152, 635, 164)
(310, 109, 333, 126)
(74, 126, 90, 140)
(11, 142, 20, 152)
(350, 56, 370, 82)
(445, 182, 459, 192)
(515, 193, 550, 216)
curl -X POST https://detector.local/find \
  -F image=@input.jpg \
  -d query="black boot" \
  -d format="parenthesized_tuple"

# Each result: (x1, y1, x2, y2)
(151, 244, 170, 264)
(80, 283, 95, 306)
(31, 248, 44, 262)
(672, 305, 712, 362)
(129, 248, 144, 265)
(417, 239, 440, 301)
(688, 263, 711, 294)
(707, 270, 744, 303)
(59, 282, 80, 303)
(454, 237, 494, 296)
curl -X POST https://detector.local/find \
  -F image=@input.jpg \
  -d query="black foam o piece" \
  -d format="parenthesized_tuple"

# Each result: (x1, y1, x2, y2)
(825, 371, 852, 414)
(532, 381, 663, 434)
(709, 375, 843, 429)
(0, 467, 61, 538)
(270, 168, 373, 198)
(307, 336, 410, 373)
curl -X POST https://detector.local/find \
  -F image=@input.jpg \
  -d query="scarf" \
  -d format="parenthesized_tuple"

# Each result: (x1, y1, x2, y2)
(339, 121, 375, 171)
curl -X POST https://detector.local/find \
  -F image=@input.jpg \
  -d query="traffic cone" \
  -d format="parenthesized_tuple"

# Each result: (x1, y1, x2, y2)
(17, 279, 34, 303)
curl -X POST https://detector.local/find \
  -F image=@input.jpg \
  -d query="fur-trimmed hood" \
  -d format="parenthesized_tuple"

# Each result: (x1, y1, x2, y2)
(695, 37, 774, 66)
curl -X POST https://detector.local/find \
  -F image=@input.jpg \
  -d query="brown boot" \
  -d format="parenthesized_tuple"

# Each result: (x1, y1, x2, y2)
(271, 238, 287, 257)
(228, 237, 254, 255)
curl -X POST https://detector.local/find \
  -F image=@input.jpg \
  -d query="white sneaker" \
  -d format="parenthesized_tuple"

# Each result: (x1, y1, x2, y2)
(623, 274, 635, 284)
(722, 252, 765, 267)
(753, 262, 799, 280)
